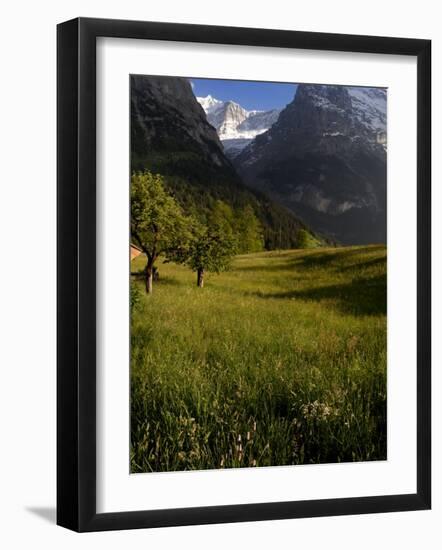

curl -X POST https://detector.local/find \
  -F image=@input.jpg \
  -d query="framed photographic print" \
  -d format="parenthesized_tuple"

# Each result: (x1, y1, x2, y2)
(57, 17, 431, 532)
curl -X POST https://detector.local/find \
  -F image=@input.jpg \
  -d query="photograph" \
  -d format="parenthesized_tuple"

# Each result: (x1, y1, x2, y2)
(0, 0, 433, 540)
(129, 74, 387, 474)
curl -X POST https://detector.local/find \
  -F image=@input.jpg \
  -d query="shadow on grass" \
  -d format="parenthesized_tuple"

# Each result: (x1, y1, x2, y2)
(252, 274, 386, 316)
(338, 256, 386, 272)
(292, 246, 385, 270)
(234, 246, 386, 274)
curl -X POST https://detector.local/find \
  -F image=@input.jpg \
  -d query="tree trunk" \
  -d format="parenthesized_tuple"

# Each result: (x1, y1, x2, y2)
(145, 262, 153, 294)
(197, 268, 204, 288)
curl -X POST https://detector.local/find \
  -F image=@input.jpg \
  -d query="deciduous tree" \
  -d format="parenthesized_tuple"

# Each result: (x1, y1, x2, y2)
(131, 171, 192, 293)
(189, 222, 236, 287)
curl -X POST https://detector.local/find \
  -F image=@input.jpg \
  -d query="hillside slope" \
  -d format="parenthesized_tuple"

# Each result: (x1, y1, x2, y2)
(131, 75, 319, 249)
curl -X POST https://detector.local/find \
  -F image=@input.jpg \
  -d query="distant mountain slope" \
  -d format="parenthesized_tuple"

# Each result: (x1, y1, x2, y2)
(196, 94, 280, 158)
(131, 75, 317, 250)
(235, 84, 387, 245)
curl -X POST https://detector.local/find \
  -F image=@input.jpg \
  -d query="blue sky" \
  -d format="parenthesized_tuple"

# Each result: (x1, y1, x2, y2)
(190, 78, 297, 111)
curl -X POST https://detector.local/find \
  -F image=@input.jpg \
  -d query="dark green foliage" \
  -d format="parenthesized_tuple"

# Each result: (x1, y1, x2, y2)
(132, 151, 307, 251)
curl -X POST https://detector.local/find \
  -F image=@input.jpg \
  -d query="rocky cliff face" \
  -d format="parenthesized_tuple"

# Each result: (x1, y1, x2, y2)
(235, 84, 387, 244)
(131, 76, 230, 171)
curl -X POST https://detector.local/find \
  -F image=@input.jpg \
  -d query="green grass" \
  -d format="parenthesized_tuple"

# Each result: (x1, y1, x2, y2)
(130, 245, 387, 472)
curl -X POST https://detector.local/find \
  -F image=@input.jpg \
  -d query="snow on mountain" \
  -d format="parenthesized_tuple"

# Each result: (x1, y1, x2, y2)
(221, 138, 256, 159)
(290, 85, 387, 134)
(238, 109, 280, 134)
(216, 101, 250, 139)
(348, 87, 387, 133)
(196, 86, 386, 162)
(196, 95, 280, 157)
(196, 94, 224, 114)
(234, 84, 387, 245)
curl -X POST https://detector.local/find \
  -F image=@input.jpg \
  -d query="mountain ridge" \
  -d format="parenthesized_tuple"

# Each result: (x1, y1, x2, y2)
(234, 84, 387, 245)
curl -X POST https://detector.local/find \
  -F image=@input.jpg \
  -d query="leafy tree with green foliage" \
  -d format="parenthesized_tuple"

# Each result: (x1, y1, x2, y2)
(167, 200, 237, 288)
(188, 221, 236, 287)
(235, 205, 264, 253)
(209, 200, 235, 231)
(131, 171, 192, 293)
(166, 208, 233, 288)
(297, 228, 323, 249)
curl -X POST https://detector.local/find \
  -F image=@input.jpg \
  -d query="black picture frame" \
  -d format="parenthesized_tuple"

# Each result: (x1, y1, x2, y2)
(57, 17, 431, 532)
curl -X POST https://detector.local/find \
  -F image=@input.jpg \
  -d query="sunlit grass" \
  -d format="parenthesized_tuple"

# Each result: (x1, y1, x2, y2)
(130, 245, 387, 472)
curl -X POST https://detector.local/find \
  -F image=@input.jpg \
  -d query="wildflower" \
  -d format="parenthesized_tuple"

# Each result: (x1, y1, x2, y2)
(301, 400, 336, 421)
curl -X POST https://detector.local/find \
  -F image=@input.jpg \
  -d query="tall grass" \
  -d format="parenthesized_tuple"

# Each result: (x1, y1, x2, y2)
(130, 245, 387, 472)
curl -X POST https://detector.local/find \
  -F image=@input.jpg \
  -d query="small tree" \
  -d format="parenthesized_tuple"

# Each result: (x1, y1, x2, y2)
(131, 171, 192, 293)
(183, 218, 236, 288)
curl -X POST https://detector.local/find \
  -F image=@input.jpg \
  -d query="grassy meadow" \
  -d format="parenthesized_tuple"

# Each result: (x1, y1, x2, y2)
(130, 245, 387, 473)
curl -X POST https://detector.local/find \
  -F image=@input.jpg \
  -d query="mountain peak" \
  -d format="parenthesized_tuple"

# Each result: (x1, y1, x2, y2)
(234, 83, 387, 245)
(295, 84, 352, 112)
(196, 94, 223, 113)
(196, 95, 280, 156)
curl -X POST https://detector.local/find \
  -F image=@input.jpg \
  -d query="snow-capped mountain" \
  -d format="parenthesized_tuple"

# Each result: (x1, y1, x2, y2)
(196, 95, 280, 157)
(234, 84, 387, 245)
(212, 101, 250, 139)
(197, 94, 223, 114)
